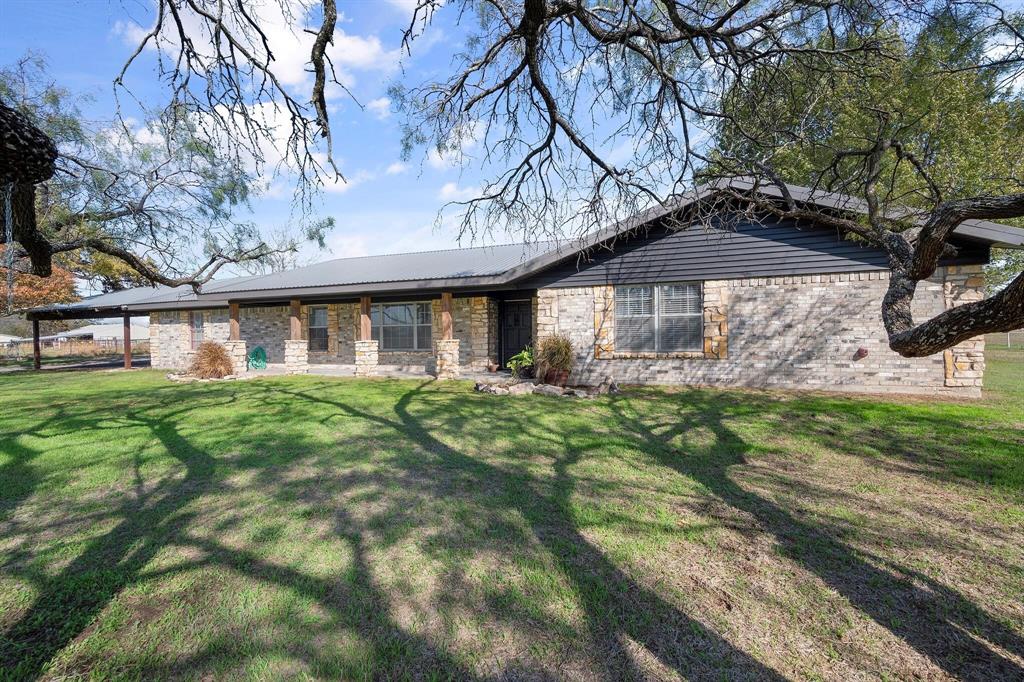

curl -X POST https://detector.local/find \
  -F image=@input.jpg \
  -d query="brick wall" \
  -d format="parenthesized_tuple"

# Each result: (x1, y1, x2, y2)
(239, 305, 290, 364)
(149, 308, 228, 370)
(150, 296, 499, 371)
(536, 265, 985, 396)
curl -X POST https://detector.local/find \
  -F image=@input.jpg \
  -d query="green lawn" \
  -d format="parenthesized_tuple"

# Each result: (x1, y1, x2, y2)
(0, 364, 1022, 680)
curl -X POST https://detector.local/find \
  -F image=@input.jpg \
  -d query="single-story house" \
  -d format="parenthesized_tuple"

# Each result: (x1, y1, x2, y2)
(24, 180, 1024, 396)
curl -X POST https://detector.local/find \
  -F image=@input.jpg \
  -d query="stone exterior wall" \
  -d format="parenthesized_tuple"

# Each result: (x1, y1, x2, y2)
(536, 265, 986, 396)
(149, 309, 229, 370)
(434, 339, 460, 379)
(150, 296, 500, 372)
(146, 267, 986, 394)
(239, 305, 291, 364)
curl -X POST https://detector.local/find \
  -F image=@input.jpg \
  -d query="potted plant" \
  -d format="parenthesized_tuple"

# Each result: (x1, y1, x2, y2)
(506, 345, 535, 380)
(537, 334, 574, 387)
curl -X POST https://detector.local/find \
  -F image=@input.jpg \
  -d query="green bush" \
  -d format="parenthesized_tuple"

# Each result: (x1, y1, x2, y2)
(506, 345, 535, 379)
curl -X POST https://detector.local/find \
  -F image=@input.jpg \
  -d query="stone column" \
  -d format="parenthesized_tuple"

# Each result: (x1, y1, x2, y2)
(435, 338, 460, 379)
(355, 339, 379, 377)
(222, 340, 248, 374)
(284, 339, 309, 375)
(942, 265, 986, 390)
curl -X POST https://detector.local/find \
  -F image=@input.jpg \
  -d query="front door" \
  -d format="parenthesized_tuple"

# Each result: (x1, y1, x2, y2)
(500, 300, 533, 368)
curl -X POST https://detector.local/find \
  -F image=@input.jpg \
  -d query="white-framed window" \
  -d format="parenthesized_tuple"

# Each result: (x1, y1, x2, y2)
(614, 283, 702, 352)
(189, 311, 204, 349)
(371, 302, 432, 351)
(308, 306, 329, 352)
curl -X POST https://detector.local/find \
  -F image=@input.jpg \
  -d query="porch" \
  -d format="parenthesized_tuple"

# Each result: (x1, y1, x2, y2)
(145, 291, 537, 380)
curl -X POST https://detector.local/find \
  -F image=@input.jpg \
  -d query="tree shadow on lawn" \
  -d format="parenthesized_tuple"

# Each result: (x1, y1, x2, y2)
(1, 378, 1021, 679)
(263, 380, 1022, 679)
(604, 389, 1024, 680)
(257, 381, 789, 681)
(0, 386, 475, 681)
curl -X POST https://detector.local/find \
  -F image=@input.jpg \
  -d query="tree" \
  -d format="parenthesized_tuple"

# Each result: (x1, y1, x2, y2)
(0, 246, 77, 311)
(6, 2, 1023, 351)
(394, 0, 1024, 356)
(0, 55, 328, 296)
(710, 10, 1024, 296)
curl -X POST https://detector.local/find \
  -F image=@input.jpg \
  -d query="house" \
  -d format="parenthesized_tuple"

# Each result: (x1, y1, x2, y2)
(25, 181, 1024, 396)
(17, 323, 150, 348)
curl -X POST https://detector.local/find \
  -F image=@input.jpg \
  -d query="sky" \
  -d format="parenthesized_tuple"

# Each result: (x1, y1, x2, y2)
(0, 0, 504, 274)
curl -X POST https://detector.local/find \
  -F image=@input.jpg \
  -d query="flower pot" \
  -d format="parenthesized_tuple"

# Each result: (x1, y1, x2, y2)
(544, 368, 570, 387)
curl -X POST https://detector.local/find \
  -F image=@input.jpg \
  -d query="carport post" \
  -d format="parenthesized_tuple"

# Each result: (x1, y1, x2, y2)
(123, 313, 132, 369)
(32, 319, 41, 370)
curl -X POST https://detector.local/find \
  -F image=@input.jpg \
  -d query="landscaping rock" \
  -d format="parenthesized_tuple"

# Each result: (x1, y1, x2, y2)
(491, 386, 510, 395)
(507, 382, 535, 395)
(596, 377, 620, 395)
(534, 384, 565, 397)
(569, 388, 593, 399)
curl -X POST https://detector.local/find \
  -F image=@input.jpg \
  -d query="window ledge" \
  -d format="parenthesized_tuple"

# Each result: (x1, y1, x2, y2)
(610, 351, 707, 360)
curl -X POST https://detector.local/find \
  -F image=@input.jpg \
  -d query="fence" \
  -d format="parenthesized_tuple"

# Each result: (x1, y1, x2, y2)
(1, 339, 150, 362)
(985, 331, 1024, 350)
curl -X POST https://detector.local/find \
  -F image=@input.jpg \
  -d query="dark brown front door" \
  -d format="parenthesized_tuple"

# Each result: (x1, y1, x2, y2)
(500, 300, 533, 367)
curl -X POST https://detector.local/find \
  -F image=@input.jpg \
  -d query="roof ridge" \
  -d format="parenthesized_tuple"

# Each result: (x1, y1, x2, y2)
(309, 238, 559, 264)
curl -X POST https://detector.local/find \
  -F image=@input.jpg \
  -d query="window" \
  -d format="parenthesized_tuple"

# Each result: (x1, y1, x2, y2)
(371, 302, 432, 350)
(614, 283, 702, 352)
(308, 306, 329, 352)
(189, 312, 204, 349)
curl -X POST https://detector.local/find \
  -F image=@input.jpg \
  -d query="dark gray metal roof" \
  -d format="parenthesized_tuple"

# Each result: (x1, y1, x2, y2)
(25, 179, 1024, 318)
(25, 273, 266, 317)
(209, 242, 555, 295)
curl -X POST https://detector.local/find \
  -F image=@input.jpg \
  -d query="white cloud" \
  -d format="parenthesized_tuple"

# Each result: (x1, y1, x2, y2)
(385, 161, 409, 175)
(367, 96, 392, 120)
(438, 181, 479, 201)
(112, 1, 399, 93)
(324, 234, 370, 258)
(323, 168, 375, 194)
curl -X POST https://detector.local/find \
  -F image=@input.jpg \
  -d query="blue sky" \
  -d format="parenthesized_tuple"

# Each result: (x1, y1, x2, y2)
(0, 0, 500, 268)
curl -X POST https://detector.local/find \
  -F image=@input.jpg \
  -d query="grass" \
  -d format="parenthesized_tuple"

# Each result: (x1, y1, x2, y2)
(0, 361, 1022, 680)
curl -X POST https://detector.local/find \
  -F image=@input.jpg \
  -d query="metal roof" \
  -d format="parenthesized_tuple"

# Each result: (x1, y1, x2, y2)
(208, 242, 555, 295)
(24, 179, 1024, 318)
(18, 323, 151, 343)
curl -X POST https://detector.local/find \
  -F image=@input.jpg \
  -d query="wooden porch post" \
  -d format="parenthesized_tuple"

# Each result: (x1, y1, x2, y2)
(32, 319, 41, 370)
(289, 299, 302, 340)
(359, 296, 372, 341)
(123, 313, 132, 369)
(440, 292, 453, 340)
(229, 302, 240, 341)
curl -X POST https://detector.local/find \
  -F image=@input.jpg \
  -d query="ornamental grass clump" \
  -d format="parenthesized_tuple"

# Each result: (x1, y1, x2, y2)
(190, 341, 234, 379)
(537, 334, 575, 385)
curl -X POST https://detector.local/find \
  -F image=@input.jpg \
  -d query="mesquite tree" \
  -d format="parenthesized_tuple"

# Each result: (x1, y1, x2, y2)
(395, 0, 1024, 357)
(0, 56, 333, 299)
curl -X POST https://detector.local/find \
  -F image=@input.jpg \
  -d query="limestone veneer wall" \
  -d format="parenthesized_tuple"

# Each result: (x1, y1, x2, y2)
(149, 308, 229, 370)
(150, 297, 499, 371)
(534, 265, 985, 396)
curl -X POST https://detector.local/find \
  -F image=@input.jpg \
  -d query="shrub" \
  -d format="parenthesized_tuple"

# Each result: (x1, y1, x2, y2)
(537, 334, 575, 374)
(190, 341, 234, 378)
(506, 345, 535, 379)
